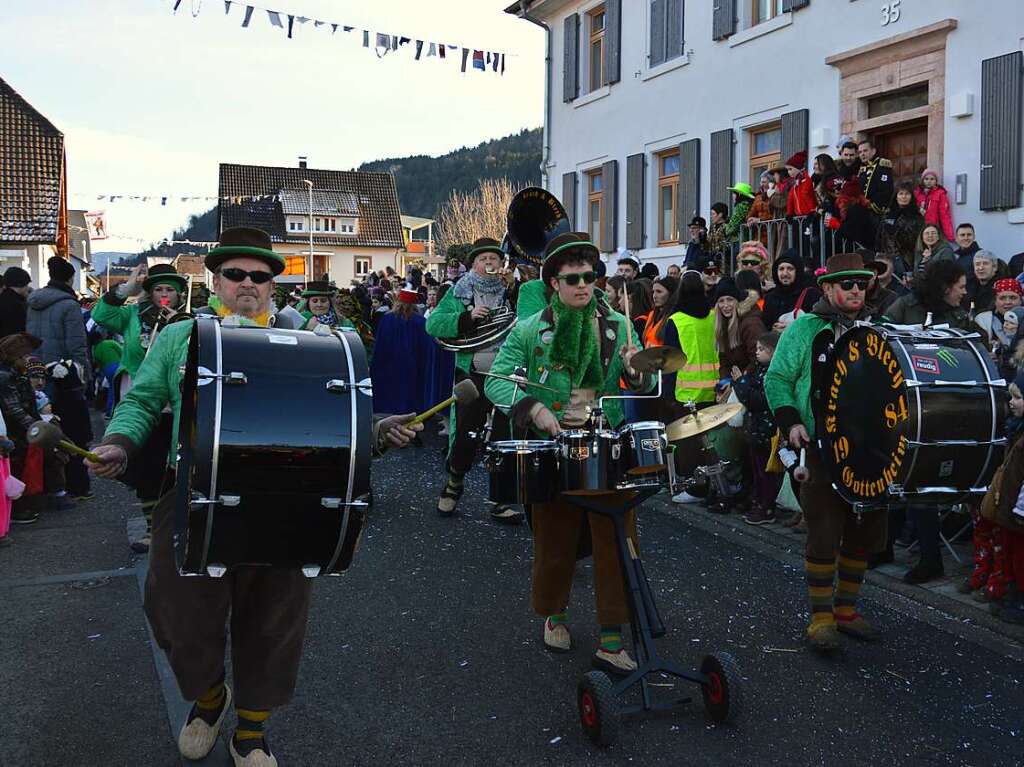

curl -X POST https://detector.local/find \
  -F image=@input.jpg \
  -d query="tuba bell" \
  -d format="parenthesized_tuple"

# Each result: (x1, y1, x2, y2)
(503, 186, 571, 267)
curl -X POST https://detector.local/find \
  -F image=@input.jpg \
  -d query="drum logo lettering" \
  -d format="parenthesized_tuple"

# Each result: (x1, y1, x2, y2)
(640, 438, 661, 451)
(824, 331, 910, 499)
(911, 356, 940, 374)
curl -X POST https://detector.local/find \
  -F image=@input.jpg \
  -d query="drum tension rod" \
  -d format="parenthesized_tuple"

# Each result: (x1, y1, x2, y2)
(326, 379, 373, 394)
(197, 371, 248, 385)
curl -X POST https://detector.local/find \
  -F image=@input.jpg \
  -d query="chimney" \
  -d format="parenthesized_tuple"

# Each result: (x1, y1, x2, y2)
(298, 155, 308, 169)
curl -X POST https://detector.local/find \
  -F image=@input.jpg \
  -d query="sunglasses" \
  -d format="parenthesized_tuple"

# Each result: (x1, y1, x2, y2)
(703, 267, 720, 276)
(555, 271, 597, 286)
(220, 267, 274, 285)
(837, 279, 871, 292)
(740, 259, 762, 266)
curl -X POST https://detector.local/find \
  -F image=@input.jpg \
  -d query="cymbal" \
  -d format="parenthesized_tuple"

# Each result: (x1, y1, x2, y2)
(666, 403, 745, 441)
(630, 346, 688, 374)
(480, 371, 558, 393)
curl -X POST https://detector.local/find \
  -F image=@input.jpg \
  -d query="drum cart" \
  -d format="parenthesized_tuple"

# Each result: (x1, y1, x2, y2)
(562, 486, 743, 746)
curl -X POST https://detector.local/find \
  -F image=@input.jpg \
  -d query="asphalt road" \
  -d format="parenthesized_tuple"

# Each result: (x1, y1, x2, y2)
(1, 428, 1022, 767)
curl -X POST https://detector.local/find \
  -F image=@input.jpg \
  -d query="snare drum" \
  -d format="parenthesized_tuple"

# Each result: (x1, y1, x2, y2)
(485, 440, 559, 505)
(617, 421, 669, 488)
(558, 430, 621, 495)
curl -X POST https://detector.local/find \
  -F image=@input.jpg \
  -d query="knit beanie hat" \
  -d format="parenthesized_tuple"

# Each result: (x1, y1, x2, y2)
(3, 266, 31, 288)
(47, 256, 75, 283)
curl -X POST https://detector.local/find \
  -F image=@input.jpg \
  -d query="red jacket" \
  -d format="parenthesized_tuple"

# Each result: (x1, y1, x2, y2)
(914, 185, 954, 240)
(786, 171, 817, 217)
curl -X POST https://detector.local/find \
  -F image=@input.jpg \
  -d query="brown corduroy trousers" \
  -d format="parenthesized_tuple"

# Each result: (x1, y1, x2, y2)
(531, 493, 638, 626)
(145, 492, 313, 709)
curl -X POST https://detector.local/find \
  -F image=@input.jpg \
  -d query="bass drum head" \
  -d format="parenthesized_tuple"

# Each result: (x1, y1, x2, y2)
(818, 326, 912, 504)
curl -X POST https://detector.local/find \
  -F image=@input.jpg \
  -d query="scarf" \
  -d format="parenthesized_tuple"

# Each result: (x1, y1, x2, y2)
(453, 270, 506, 304)
(550, 295, 603, 390)
(207, 295, 271, 328)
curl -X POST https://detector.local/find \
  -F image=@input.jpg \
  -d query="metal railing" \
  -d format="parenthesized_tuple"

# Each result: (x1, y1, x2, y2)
(725, 215, 854, 274)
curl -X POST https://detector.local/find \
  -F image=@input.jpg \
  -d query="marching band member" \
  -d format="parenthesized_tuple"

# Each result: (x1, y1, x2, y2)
(92, 263, 190, 552)
(426, 237, 522, 523)
(764, 253, 884, 652)
(485, 232, 652, 675)
(296, 280, 353, 331)
(86, 227, 421, 767)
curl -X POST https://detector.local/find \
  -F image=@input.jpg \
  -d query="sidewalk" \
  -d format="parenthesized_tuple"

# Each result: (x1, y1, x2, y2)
(653, 496, 1024, 648)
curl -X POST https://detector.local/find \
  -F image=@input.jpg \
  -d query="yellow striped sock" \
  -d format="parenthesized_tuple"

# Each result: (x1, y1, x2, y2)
(196, 681, 225, 712)
(235, 708, 270, 742)
(811, 611, 835, 625)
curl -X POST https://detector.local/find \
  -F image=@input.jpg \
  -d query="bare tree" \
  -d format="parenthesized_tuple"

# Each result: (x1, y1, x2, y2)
(435, 178, 523, 256)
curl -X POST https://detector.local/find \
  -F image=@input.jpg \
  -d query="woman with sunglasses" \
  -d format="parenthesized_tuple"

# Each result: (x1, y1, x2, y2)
(484, 232, 651, 676)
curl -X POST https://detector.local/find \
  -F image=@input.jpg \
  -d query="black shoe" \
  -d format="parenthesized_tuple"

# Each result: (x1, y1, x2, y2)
(11, 511, 39, 525)
(490, 505, 524, 525)
(48, 494, 76, 512)
(903, 559, 944, 585)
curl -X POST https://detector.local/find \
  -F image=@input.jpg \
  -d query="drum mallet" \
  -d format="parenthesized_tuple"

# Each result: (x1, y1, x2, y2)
(407, 379, 479, 426)
(778, 445, 811, 482)
(27, 420, 104, 463)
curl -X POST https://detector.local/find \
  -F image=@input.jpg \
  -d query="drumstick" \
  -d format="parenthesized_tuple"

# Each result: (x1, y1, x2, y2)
(26, 421, 104, 463)
(622, 287, 634, 349)
(407, 379, 479, 426)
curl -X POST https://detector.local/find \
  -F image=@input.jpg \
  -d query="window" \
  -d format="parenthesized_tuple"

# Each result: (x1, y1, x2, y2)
(355, 258, 371, 277)
(748, 123, 781, 185)
(322, 218, 337, 233)
(282, 256, 306, 276)
(587, 169, 603, 246)
(588, 6, 606, 93)
(867, 84, 929, 118)
(752, 0, 783, 26)
(657, 150, 680, 244)
(649, 0, 685, 68)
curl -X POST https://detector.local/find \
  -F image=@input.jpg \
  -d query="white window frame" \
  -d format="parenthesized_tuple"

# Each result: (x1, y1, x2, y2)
(354, 257, 371, 277)
(643, 0, 690, 81)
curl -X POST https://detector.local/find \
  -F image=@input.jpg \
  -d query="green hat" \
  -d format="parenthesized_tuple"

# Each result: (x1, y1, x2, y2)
(142, 263, 188, 293)
(205, 227, 286, 276)
(727, 182, 755, 200)
(301, 280, 336, 298)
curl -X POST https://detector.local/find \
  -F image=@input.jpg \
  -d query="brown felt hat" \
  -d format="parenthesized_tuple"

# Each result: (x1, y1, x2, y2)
(817, 252, 876, 285)
(0, 332, 42, 363)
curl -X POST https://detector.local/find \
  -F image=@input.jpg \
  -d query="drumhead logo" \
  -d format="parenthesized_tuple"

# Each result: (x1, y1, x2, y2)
(937, 349, 959, 367)
(823, 329, 909, 500)
(911, 355, 940, 374)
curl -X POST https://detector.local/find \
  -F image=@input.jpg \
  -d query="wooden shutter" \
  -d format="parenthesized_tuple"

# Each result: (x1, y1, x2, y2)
(626, 153, 645, 250)
(563, 14, 579, 103)
(782, 0, 809, 11)
(980, 52, 1023, 211)
(666, 0, 684, 61)
(650, 0, 666, 67)
(678, 138, 701, 223)
(562, 172, 577, 230)
(710, 129, 734, 207)
(601, 160, 618, 252)
(780, 109, 809, 166)
(604, 0, 621, 85)
(712, 0, 735, 41)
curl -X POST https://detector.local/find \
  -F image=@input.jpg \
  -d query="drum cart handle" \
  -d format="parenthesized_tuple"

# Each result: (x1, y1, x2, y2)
(596, 376, 664, 426)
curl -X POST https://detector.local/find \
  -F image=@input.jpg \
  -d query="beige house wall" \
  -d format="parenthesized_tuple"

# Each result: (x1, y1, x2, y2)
(272, 244, 400, 287)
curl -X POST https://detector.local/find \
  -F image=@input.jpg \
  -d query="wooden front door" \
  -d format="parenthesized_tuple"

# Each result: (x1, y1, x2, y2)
(872, 120, 928, 186)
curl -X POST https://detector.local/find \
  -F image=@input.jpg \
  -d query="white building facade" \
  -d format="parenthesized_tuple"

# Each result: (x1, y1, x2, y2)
(508, 0, 1023, 269)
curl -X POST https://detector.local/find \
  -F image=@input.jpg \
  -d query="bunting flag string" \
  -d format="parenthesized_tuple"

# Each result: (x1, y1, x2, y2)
(167, 0, 508, 76)
(71, 192, 281, 206)
(70, 225, 217, 247)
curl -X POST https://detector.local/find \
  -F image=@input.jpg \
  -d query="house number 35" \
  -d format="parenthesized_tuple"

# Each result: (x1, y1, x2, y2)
(881, 0, 901, 26)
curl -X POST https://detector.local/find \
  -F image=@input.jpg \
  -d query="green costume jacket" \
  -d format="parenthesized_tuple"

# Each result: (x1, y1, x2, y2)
(515, 279, 547, 320)
(90, 291, 161, 378)
(424, 285, 479, 375)
(485, 302, 652, 436)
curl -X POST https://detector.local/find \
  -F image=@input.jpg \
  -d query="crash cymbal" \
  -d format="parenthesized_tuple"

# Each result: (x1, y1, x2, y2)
(630, 346, 688, 374)
(666, 403, 745, 441)
(479, 370, 558, 392)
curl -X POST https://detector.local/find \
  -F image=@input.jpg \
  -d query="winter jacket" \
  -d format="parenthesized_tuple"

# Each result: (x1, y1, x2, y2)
(963, 277, 997, 315)
(716, 294, 766, 378)
(0, 288, 27, 338)
(879, 203, 925, 262)
(858, 157, 895, 214)
(732, 362, 775, 447)
(786, 172, 817, 217)
(866, 284, 900, 317)
(980, 429, 1024, 533)
(761, 251, 820, 328)
(882, 293, 978, 333)
(913, 239, 956, 275)
(725, 200, 753, 240)
(746, 194, 773, 224)
(25, 281, 90, 382)
(765, 297, 871, 439)
(0, 363, 41, 442)
(914, 185, 954, 240)
(954, 241, 981, 276)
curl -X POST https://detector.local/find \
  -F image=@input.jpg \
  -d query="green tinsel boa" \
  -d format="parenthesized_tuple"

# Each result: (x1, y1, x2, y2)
(550, 295, 603, 389)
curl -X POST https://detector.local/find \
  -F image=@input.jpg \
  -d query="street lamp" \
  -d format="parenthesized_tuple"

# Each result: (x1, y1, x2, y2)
(303, 179, 313, 283)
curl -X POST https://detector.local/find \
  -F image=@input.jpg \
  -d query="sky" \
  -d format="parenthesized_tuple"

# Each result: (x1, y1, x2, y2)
(1, 0, 544, 253)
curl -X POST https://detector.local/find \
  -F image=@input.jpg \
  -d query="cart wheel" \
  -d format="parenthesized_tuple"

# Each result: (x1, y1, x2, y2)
(577, 671, 619, 746)
(700, 652, 743, 724)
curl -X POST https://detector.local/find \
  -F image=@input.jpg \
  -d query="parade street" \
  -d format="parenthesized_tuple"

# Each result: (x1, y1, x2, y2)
(1, 429, 1021, 767)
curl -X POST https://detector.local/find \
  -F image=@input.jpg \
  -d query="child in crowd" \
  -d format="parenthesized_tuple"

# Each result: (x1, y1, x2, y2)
(965, 378, 1024, 624)
(0, 409, 12, 547)
(732, 331, 782, 525)
(26, 357, 72, 511)
(0, 334, 48, 524)
(914, 168, 954, 241)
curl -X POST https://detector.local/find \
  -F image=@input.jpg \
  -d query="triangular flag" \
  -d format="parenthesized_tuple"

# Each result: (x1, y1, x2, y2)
(267, 10, 283, 28)
(242, 5, 254, 26)
(343, 25, 353, 32)
(399, 36, 411, 47)
(501, 54, 506, 75)
(461, 48, 469, 72)
(427, 42, 437, 57)
(296, 16, 309, 24)
(363, 30, 370, 47)
(438, 44, 446, 59)
(314, 20, 324, 28)
(224, 0, 231, 15)
(491, 52, 500, 72)
(173, 0, 182, 11)
(415, 40, 424, 60)
(287, 14, 295, 38)
(473, 50, 486, 71)
(161, 197, 168, 206)
(330, 23, 337, 33)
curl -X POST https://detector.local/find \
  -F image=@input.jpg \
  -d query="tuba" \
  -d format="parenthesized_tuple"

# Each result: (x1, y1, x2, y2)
(503, 186, 570, 268)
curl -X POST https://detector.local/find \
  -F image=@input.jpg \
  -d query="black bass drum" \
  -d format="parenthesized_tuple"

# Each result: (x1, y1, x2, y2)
(818, 323, 1005, 505)
(174, 317, 372, 577)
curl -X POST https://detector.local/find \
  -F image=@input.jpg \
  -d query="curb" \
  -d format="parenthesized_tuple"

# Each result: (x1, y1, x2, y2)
(647, 495, 1024, 661)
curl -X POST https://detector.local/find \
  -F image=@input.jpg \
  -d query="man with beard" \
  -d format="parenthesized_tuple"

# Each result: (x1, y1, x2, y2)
(761, 250, 821, 332)
(837, 141, 860, 179)
(765, 253, 885, 652)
